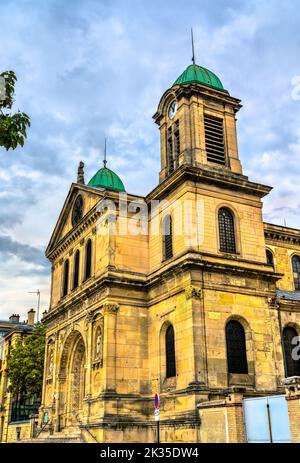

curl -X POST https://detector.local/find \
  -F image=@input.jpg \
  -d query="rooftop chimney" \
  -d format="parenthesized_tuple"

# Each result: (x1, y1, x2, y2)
(9, 314, 20, 323)
(27, 309, 36, 325)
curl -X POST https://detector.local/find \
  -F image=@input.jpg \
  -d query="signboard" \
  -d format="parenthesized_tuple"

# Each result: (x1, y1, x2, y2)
(244, 395, 291, 443)
(154, 409, 160, 422)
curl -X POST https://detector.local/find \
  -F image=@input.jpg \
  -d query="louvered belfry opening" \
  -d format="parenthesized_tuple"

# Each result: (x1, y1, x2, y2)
(162, 215, 173, 260)
(167, 127, 174, 174)
(283, 326, 300, 377)
(174, 121, 180, 167)
(204, 113, 226, 165)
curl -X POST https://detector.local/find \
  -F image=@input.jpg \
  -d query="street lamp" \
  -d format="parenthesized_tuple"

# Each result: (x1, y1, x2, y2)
(28, 289, 41, 322)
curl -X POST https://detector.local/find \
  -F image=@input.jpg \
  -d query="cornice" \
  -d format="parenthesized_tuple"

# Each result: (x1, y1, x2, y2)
(264, 222, 300, 245)
(146, 165, 272, 203)
(153, 82, 241, 124)
(44, 250, 281, 324)
(47, 209, 102, 260)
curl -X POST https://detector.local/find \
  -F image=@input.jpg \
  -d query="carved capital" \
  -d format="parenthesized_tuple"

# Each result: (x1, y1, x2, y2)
(102, 303, 119, 315)
(84, 310, 95, 330)
(185, 286, 202, 300)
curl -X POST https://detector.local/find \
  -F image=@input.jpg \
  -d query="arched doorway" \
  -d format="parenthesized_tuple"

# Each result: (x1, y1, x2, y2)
(58, 331, 86, 428)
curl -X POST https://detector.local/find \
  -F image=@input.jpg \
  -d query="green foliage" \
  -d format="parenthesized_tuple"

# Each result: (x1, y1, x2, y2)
(0, 70, 30, 150)
(7, 323, 46, 397)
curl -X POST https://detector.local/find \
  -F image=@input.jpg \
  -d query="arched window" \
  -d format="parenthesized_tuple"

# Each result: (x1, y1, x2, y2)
(218, 208, 236, 253)
(266, 249, 274, 267)
(292, 255, 300, 290)
(85, 239, 92, 280)
(283, 326, 300, 377)
(226, 320, 248, 374)
(62, 259, 69, 297)
(166, 325, 176, 378)
(73, 250, 80, 289)
(162, 215, 173, 260)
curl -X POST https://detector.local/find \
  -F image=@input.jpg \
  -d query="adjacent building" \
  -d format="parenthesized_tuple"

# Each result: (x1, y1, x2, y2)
(0, 310, 38, 442)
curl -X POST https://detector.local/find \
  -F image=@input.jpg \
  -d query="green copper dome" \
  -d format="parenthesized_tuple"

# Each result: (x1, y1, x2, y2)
(87, 166, 125, 192)
(173, 64, 224, 91)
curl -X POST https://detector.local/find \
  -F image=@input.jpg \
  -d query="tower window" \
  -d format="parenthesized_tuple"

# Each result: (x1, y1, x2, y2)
(282, 326, 300, 377)
(266, 249, 274, 268)
(292, 255, 300, 290)
(85, 239, 92, 280)
(73, 250, 80, 289)
(162, 214, 173, 260)
(204, 114, 226, 165)
(167, 127, 174, 174)
(218, 207, 236, 253)
(166, 325, 176, 378)
(62, 259, 69, 297)
(174, 120, 180, 167)
(226, 320, 248, 374)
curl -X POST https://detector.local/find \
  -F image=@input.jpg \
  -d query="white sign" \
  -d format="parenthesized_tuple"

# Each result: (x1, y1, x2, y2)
(154, 409, 160, 422)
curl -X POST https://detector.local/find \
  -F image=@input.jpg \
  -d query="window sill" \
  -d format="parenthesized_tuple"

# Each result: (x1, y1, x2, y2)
(161, 376, 176, 392)
(9, 419, 30, 424)
(218, 251, 240, 257)
(228, 373, 254, 387)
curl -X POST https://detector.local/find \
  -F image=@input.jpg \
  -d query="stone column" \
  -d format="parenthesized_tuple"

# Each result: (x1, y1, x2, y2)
(84, 312, 94, 397)
(284, 376, 300, 443)
(102, 303, 119, 392)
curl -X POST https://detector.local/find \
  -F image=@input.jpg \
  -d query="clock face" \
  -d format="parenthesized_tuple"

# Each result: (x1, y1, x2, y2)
(168, 101, 178, 119)
(72, 195, 84, 227)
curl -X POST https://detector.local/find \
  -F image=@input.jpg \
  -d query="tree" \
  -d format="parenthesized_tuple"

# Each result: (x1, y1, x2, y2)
(0, 70, 30, 150)
(7, 323, 46, 397)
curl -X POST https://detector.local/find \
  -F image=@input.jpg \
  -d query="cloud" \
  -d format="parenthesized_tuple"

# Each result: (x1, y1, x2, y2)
(0, 0, 300, 317)
(0, 234, 48, 271)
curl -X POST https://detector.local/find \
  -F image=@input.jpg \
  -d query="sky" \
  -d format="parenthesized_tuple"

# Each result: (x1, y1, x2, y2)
(0, 0, 300, 320)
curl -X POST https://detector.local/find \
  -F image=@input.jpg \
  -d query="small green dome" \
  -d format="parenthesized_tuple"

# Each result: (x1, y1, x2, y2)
(88, 166, 125, 192)
(173, 64, 224, 91)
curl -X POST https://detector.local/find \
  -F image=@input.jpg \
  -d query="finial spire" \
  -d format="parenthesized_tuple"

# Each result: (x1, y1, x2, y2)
(77, 161, 85, 184)
(103, 138, 107, 168)
(191, 28, 195, 65)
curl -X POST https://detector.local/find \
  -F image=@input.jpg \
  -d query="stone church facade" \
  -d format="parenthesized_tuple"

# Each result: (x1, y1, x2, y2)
(39, 63, 300, 443)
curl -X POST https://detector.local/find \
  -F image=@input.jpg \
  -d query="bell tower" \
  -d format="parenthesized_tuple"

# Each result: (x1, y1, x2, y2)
(153, 62, 243, 183)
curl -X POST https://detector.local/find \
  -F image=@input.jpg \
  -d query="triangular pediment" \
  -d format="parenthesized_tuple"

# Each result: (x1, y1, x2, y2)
(46, 183, 105, 258)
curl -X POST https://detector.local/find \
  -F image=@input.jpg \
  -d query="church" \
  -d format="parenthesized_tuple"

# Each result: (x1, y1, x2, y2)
(38, 60, 300, 443)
